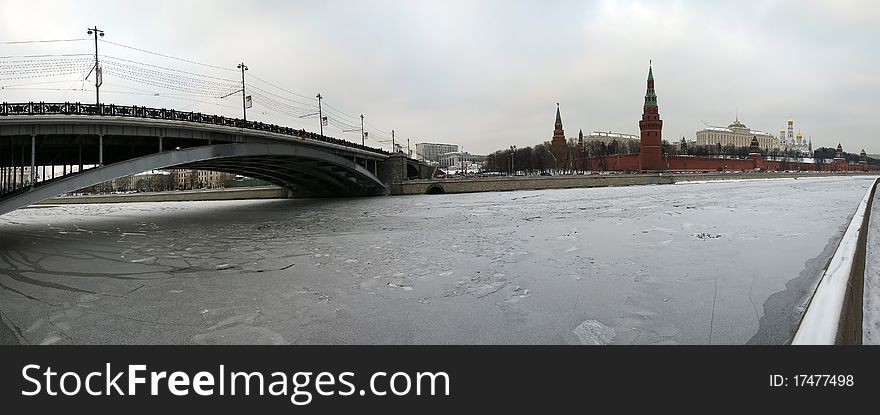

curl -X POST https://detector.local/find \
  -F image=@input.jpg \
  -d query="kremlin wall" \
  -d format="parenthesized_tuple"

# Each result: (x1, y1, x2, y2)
(549, 64, 880, 174)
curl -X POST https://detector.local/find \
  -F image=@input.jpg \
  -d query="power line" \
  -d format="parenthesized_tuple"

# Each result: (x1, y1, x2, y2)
(248, 84, 317, 108)
(101, 62, 240, 92)
(0, 66, 91, 82)
(364, 119, 392, 135)
(247, 72, 318, 102)
(0, 38, 89, 45)
(99, 39, 237, 72)
(60, 62, 96, 101)
(103, 55, 239, 83)
(0, 78, 84, 88)
(322, 101, 363, 124)
(0, 53, 92, 60)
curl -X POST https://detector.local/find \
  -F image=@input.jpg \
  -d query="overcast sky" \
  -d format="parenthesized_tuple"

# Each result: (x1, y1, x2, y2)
(2, 0, 878, 154)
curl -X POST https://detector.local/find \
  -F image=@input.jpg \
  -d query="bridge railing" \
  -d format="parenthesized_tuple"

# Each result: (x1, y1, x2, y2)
(0, 101, 390, 156)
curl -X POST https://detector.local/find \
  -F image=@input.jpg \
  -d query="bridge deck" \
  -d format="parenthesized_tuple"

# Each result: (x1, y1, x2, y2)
(0, 102, 437, 205)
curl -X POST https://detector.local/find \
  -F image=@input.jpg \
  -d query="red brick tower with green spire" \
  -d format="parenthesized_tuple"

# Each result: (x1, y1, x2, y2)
(639, 62, 664, 171)
(552, 102, 566, 147)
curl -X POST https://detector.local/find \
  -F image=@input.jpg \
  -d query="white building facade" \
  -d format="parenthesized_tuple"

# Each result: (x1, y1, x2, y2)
(415, 142, 459, 163)
(695, 118, 778, 149)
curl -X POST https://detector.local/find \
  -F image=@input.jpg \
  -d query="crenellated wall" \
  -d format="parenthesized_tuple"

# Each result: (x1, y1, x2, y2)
(580, 153, 880, 173)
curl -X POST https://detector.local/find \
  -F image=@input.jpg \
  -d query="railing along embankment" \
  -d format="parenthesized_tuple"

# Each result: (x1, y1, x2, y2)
(792, 177, 880, 344)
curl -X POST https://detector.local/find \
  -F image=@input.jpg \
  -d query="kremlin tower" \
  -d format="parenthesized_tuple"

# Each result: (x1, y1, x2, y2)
(639, 62, 664, 171)
(551, 103, 566, 147)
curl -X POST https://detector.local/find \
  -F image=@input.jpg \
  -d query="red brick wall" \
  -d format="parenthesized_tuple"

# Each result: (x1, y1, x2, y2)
(580, 154, 880, 173)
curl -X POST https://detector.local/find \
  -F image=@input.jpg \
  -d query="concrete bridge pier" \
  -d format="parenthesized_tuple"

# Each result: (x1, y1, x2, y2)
(378, 153, 408, 191)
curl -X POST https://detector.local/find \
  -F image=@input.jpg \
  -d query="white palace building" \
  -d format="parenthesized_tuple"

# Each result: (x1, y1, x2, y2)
(695, 117, 778, 149)
(695, 115, 813, 153)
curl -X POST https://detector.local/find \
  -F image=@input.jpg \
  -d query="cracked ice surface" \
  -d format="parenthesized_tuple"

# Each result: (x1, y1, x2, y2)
(0, 175, 875, 344)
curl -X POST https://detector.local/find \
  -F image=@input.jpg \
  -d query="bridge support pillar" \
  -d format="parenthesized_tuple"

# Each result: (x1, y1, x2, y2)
(30, 134, 35, 187)
(159, 136, 163, 152)
(99, 134, 104, 166)
(378, 153, 407, 194)
(20, 144, 24, 187)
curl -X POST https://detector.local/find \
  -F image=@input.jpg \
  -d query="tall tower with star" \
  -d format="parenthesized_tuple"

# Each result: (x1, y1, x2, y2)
(639, 61, 664, 171)
(552, 103, 566, 147)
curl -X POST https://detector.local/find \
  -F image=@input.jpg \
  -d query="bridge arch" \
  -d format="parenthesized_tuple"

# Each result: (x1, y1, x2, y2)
(425, 184, 446, 194)
(0, 142, 386, 216)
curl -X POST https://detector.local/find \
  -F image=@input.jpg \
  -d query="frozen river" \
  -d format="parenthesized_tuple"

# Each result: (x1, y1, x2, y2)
(0, 175, 875, 345)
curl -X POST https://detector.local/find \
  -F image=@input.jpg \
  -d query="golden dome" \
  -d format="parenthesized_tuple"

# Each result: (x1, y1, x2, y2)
(796, 131, 803, 138)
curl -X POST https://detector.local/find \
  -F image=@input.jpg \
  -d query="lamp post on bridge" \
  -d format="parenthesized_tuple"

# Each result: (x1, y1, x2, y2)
(237, 62, 249, 121)
(86, 26, 104, 107)
(316, 93, 324, 137)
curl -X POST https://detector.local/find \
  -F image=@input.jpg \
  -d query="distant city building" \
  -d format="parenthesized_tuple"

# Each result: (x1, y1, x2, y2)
(585, 130, 640, 144)
(695, 117, 778, 149)
(437, 151, 488, 170)
(415, 142, 459, 162)
(171, 169, 236, 190)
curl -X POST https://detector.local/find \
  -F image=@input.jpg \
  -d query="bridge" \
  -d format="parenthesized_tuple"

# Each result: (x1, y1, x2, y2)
(0, 102, 434, 215)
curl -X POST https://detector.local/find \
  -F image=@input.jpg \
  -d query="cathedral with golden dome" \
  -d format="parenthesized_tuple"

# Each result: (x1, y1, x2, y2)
(779, 115, 812, 154)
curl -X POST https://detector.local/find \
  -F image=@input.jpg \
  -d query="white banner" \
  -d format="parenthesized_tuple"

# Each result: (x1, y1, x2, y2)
(321, 116, 328, 126)
(245, 95, 253, 109)
(95, 66, 103, 87)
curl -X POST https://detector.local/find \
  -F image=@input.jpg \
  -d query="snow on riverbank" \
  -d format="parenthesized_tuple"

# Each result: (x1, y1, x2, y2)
(864, 187, 880, 344)
(792, 178, 877, 344)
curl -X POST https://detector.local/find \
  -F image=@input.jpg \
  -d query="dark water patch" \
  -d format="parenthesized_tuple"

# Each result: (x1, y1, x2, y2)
(746, 222, 847, 345)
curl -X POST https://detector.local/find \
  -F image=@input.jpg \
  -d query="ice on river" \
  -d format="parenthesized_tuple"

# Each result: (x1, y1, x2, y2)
(0, 175, 875, 345)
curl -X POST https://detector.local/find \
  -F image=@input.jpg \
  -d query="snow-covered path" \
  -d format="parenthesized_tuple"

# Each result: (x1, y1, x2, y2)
(0, 175, 874, 344)
(864, 185, 880, 344)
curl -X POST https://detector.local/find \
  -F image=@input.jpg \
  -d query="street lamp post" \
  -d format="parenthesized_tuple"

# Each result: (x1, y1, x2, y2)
(546, 149, 558, 174)
(509, 145, 516, 176)
(237, 62, 248, 121)
(86, 26, 104, 107)
(316, 93, 324, 137)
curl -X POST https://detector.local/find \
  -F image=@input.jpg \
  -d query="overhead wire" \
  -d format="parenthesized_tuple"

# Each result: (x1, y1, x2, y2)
(247, 72, 318, 102)
(0, 53, 92, 60)
(101, 65, 240, 95)
(102, 55, 239, 84)
(99, 39, 237, 72)
(0, 38, 88, 45)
